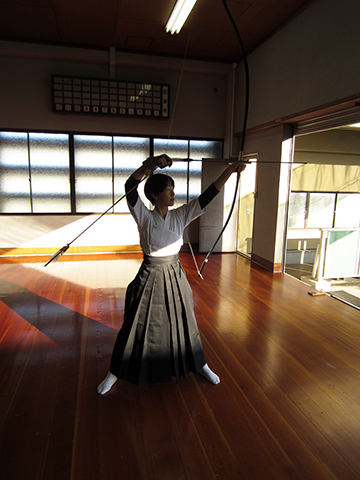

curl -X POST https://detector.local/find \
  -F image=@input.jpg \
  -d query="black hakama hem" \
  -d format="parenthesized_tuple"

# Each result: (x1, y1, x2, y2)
(109, 254, 206, 386)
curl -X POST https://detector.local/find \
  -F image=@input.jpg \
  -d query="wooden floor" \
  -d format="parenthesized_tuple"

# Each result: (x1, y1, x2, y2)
(1, 253, 360, 480)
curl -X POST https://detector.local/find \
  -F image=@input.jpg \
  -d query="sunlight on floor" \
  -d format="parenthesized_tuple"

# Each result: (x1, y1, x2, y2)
(26, 259, 143, 289)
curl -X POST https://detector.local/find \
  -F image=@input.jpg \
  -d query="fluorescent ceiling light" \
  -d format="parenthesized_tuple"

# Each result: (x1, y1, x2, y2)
(166, 0, 197, 34)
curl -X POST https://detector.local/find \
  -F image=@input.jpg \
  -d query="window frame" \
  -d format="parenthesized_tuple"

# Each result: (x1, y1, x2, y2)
(0, 129, 223, 215)
(288, 190, 360, 229)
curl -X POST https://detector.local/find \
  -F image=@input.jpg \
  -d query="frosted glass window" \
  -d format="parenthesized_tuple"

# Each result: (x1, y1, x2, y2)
(152, 138, 221, 207)
(0, 132, 222, 215)
(0, 132, 30, 213)
(190, 140, 222, 200)
(29, 133, 70, 213)
(335, 194, 360, 228)
(113, 136, 150, 213)
(308, 193, 336, 228)
(154, 139, 188, 207)
(153, 138, 188, 159)
(74, 135, 113, 213)
(188, 161, 202, 201)
(190, 139, 222, 161)
(288, 192, 307, 228)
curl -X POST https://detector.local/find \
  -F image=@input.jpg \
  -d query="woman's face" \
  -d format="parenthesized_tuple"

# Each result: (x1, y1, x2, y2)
(153, 182, 175, 207)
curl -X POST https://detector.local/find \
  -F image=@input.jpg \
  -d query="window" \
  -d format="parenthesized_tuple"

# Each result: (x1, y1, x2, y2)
(190, 139, 222, 200)
(288, 192, 307, 228)
(154, 138, 189, 208)
(29, 133, 70, 213)
(334, 193, 360, 228)
(113, 136, 150, 212)
(0, 132, 70, 213)
(0, 131, 222, 214)
(307, 193, 336, 228)
(153, 138, 222, 208)
(0, 132, 30, 213)
(74, 135, 113, 213)
(288, 191, 360, 229)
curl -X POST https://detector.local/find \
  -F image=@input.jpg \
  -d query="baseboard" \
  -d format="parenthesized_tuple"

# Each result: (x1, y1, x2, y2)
(0, 245, 142, 263)
(251, 253, 282, 273)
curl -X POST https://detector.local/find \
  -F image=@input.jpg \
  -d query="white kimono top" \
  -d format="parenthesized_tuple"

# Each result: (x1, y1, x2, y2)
(128, 197, 205, 257)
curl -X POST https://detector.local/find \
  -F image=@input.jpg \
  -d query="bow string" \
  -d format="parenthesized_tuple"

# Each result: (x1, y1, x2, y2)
(198, 0, 250, 277)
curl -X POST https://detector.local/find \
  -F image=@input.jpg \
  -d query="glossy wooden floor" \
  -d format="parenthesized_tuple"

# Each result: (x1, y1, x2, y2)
(1, 253, 360, 480)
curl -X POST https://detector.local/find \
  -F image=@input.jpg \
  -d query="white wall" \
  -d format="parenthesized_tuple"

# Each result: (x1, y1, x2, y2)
(0, 41, 230, 138)
(235, 0, 360, 270)
(243, 125, 292, 269)
(234, 0, 360, 131)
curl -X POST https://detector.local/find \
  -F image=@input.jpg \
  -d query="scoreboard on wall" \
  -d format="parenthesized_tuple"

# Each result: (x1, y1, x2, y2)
(52, 75, 169, 119)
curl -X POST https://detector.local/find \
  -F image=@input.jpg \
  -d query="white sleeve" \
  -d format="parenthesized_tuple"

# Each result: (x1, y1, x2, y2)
(127, 196, 151, 228)
(172, 197, 205, 229)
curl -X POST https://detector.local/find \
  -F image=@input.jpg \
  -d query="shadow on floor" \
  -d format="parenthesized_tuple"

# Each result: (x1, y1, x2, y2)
(285, 263, 360, 301)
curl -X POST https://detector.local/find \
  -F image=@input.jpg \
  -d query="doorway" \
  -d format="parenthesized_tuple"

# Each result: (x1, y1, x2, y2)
(284, 124, 360, 299)
(237, 156, 257, 258)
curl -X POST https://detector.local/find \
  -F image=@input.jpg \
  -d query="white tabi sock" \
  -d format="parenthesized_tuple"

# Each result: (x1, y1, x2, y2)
(199, 364, 220, 385)
(97, 371, 118, 395)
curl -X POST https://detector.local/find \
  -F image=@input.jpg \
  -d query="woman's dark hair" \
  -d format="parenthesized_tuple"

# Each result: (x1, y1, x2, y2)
(145, 173, 174, 205)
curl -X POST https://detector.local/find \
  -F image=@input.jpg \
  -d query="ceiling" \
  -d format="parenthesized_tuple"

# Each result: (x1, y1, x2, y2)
(0, 0, 316, 63)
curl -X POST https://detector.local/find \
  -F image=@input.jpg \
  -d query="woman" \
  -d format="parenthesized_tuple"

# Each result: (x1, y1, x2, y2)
(98, 154, 245, 394)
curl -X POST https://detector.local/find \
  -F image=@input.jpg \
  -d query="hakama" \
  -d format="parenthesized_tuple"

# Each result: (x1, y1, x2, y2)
(109, 254, 206, 385)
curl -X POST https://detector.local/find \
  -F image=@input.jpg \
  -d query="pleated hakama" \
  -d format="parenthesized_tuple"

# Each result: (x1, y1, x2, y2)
(109, 254, 206, 385)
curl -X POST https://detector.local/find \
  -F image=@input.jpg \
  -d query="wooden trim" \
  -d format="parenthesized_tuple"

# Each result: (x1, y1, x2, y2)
(235, 94, 360, 137)
(251, 253, 282, 273)
(0, 252, 144, 264)
(0, 245, 142, 256)
(0, 245, 142, 263)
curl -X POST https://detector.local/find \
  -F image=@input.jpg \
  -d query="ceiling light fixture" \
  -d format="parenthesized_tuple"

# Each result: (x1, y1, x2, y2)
(165, 0, 197, 34)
